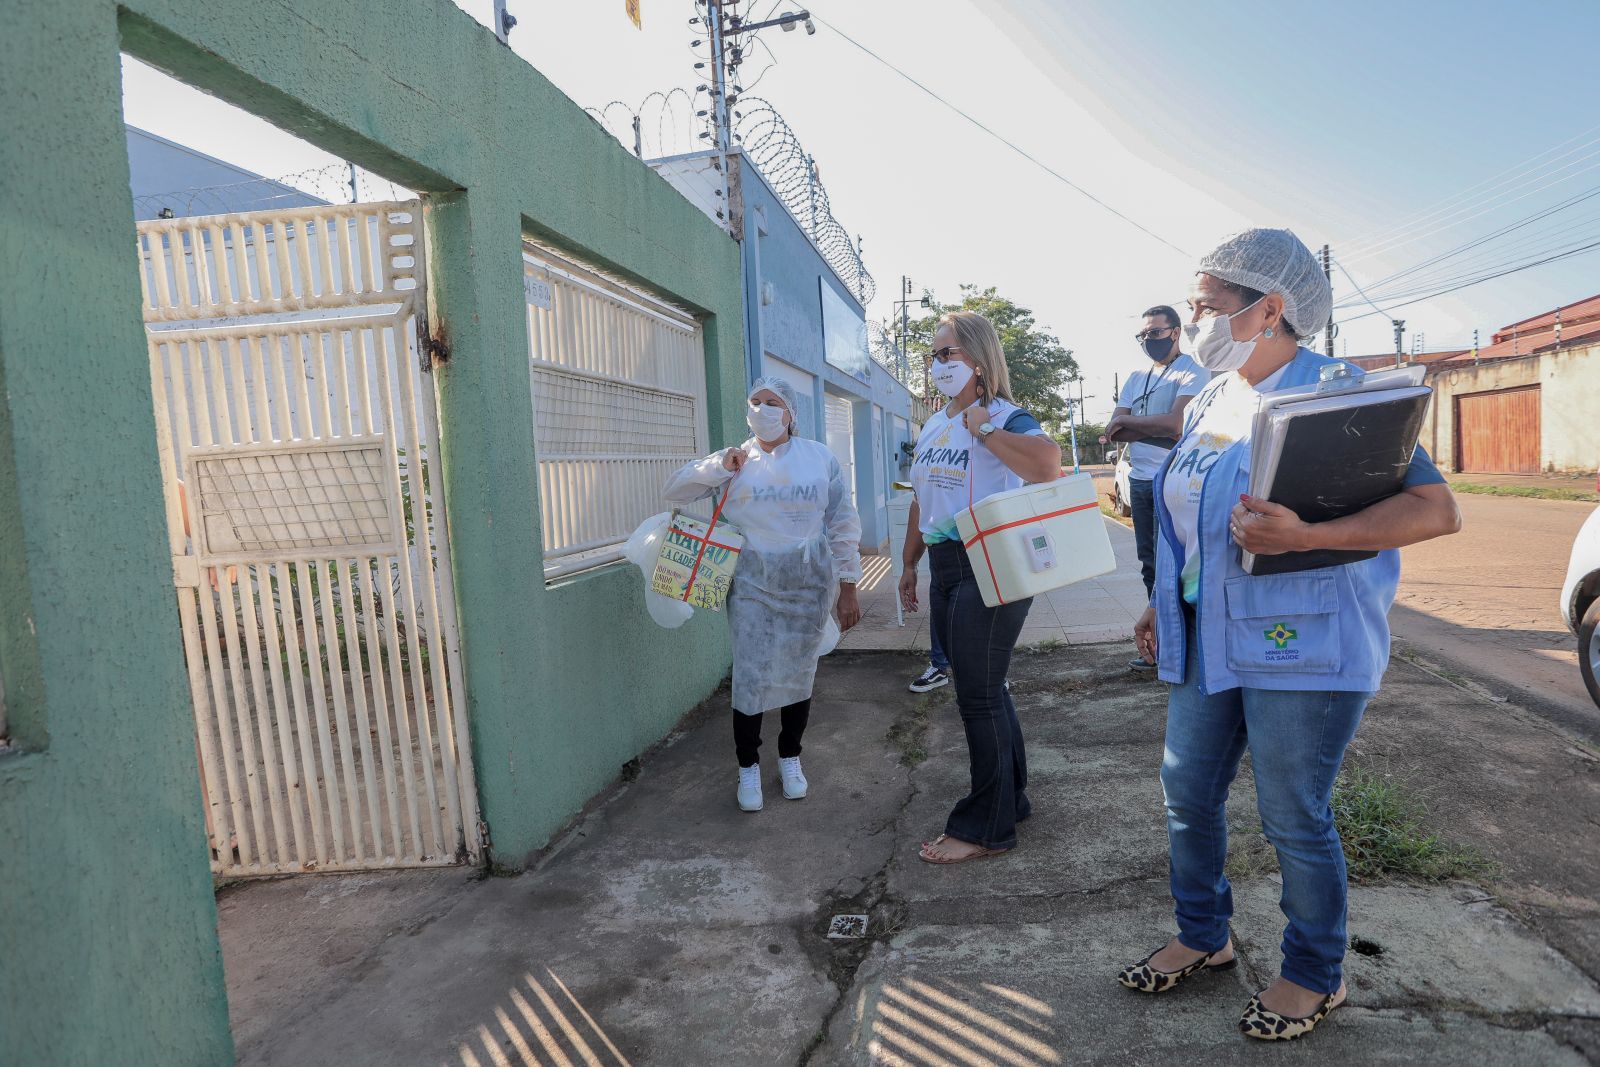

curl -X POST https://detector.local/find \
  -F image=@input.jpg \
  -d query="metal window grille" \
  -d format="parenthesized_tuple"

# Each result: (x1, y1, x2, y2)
(523, 242, 707, 580)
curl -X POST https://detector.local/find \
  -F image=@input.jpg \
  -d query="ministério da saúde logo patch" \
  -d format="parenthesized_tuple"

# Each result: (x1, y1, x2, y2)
(1264, 622, 1298, 650)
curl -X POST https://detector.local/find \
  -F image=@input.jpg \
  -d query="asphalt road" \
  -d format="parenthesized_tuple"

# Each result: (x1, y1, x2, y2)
(1393, 492, 1597, 740)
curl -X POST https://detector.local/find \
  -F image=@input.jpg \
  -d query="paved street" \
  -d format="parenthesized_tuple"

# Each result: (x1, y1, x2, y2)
(1393, 493, 1596, 739)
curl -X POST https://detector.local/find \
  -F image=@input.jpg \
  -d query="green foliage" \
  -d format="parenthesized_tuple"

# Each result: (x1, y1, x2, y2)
(1332, 769, 1491, 882)
(1226, 768, 1491, 884)
(903, 285, 1080, 425)
(1451, 482, 1596, 502)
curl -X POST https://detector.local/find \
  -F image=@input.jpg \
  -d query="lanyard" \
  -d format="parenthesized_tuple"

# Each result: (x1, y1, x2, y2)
(1134, 360, 1175, 416)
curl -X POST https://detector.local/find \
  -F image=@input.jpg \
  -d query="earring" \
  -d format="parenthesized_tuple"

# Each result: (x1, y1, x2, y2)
(1264, 326, 1275, 338)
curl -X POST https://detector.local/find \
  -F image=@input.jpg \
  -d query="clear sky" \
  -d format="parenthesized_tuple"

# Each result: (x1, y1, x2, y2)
(122, 0, 1600, 420)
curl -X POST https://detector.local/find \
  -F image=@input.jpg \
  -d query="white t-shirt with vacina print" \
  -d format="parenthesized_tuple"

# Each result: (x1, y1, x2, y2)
(909, 396, 1048, 544)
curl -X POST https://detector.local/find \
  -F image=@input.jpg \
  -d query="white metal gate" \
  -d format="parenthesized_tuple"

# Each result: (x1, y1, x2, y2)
(137, 201, 479, 875)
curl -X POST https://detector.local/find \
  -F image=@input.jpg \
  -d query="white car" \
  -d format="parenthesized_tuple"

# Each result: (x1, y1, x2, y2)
(1108, 448, 1133, 518)
(1562, 499, 1600, 709)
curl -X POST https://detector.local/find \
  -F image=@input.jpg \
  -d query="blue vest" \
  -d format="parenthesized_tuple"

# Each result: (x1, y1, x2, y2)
(1152, 349, 1395, 695)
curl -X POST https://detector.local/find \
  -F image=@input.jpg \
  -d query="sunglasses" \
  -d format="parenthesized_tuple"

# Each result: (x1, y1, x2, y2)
(928, 345, 964, 362)
(1134, 328, 1177, 342)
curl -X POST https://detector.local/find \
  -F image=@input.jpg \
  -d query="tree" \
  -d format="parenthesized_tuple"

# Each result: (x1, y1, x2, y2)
(902, 285, 1079, 425)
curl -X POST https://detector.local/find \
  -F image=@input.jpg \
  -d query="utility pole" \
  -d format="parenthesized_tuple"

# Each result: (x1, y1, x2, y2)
(700, 4, 814, 229)
(1392, 319, 1406, 360)
(899, 276, 911, 382)
(706, 0, 733, 221)
(891, 277, 933, 390)
(347, 162, 359, 204)
(1473, 327, 1480, 365)
(1321, 244, 1335, 357)
(492, 0, 515, 42)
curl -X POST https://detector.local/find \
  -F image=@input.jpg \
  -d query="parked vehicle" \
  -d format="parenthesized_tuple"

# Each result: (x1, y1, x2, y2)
(1562, 500, 1600, 709)
(1107, 448, 1133, 517)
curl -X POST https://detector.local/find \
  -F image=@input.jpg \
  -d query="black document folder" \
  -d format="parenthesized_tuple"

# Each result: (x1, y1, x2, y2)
(1241, 387, 1431, 575)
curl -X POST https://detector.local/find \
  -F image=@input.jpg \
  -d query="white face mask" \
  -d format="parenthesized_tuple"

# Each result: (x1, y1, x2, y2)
(1183, 296, 1266, 373)
(747, 403, 788, 442)
(931, 358, 976, 398)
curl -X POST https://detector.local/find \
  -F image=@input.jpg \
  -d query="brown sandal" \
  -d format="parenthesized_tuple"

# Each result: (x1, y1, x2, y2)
(918, 834, 1011, 865)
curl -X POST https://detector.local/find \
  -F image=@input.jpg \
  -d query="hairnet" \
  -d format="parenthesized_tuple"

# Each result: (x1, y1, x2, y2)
(748, 376, 803, 436)
(1197, 229, 1331, 339)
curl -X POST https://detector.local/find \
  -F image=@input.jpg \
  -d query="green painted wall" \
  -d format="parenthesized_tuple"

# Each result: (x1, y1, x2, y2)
(2, 0, 746, 1061)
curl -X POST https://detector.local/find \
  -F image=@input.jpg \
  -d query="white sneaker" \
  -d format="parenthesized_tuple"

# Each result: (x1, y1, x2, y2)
(779, 756, 808, 800)
(738, 765, 763, 812)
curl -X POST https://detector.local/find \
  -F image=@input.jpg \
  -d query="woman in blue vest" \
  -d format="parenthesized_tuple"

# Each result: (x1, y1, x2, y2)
(1119, 230, 1461, 1040)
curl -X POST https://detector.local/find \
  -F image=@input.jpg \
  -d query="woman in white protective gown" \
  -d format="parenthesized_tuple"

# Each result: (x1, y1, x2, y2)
(664, 376, 862, 812)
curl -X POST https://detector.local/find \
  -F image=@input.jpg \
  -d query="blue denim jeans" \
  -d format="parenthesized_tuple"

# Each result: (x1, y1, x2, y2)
(1129, 477, 1157, 598)
(1161, 613, 1370, 994)
(928, 541, 1033, 849)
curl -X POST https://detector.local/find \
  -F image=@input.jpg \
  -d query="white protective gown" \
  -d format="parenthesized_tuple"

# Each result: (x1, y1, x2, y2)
(664, 436, 862, 714)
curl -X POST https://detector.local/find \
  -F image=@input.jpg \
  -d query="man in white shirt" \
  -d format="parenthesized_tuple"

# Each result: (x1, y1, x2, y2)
(1107, 304, 1208, 670)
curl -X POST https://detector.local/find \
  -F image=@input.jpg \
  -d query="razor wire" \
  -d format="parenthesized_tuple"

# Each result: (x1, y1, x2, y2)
(132, 164, 413, 220)
(586, 91, 876, 306)
(735, 98, 875, 304)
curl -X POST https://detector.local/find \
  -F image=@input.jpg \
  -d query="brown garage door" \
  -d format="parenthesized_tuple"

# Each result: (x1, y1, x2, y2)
(1455, 385, 1540, 473)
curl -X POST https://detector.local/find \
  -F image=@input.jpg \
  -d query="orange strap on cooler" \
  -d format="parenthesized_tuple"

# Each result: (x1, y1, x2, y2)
(965, 451, 1006, 605)
(964, 425, 1093, 604)
(963, 501, 1099, 549)
(682, 478, 737, 602)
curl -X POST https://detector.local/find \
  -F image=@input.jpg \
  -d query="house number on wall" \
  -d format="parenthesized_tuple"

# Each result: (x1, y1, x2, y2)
(524, 275, 554, 310)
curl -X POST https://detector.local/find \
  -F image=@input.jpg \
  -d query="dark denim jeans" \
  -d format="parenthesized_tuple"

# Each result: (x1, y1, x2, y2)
(1161, 613, 1371, 994)
(1130, 476, 1157, 598)
(928, 609, 950, 671)
(928, 541, 1033, 850)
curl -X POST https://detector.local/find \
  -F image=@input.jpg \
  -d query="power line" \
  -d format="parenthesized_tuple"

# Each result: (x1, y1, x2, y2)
(1337, 217, 1600, 308)
(1338, 182, 1600, 302)
(1339, 152, 1600, 267)
(1332, 237, 1600, 326)
(1333, 257, 1395, 321)
(1337, 122, 1600, 260)
(809, 11, 1191, 260)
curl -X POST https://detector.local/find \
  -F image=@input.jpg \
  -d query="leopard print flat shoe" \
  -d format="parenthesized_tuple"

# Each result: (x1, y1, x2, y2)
(1117, 945, 1236, 994)
(1238, 990, 1342, 1040)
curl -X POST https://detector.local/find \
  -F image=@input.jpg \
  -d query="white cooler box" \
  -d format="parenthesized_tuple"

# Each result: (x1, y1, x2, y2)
(954, 472, 1116, 607)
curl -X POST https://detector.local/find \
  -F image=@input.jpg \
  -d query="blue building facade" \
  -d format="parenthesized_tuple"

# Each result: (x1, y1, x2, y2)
(651, 148, 916, 554)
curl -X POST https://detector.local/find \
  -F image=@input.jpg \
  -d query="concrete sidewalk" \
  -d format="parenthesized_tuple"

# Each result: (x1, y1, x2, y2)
(839, 515, 1147, 656)
(221, 643, 1600, 1065)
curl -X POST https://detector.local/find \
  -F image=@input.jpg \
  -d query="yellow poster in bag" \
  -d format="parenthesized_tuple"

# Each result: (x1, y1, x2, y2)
(650, 512, 743, 611)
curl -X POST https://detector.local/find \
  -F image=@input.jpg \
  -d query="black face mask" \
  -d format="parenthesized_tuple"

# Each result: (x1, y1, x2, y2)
(1141, 335, 1176, 362)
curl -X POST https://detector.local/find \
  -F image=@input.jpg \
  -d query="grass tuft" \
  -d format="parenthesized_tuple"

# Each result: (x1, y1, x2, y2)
(1225, 769, 1491, 884)
(887, 696, 936, 766)
(1332, 769, 1490, 883)
(1451, 482, 1595, 502)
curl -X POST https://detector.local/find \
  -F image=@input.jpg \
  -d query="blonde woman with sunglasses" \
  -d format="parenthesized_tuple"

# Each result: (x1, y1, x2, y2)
(899, 311, 1061, 864)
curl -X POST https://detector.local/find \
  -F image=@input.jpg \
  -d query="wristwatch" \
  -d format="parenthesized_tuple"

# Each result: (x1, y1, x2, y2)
(977, 422, 997, 438)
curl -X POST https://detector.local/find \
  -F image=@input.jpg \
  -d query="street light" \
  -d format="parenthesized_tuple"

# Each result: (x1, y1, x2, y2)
(890, 276, 934, 395)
